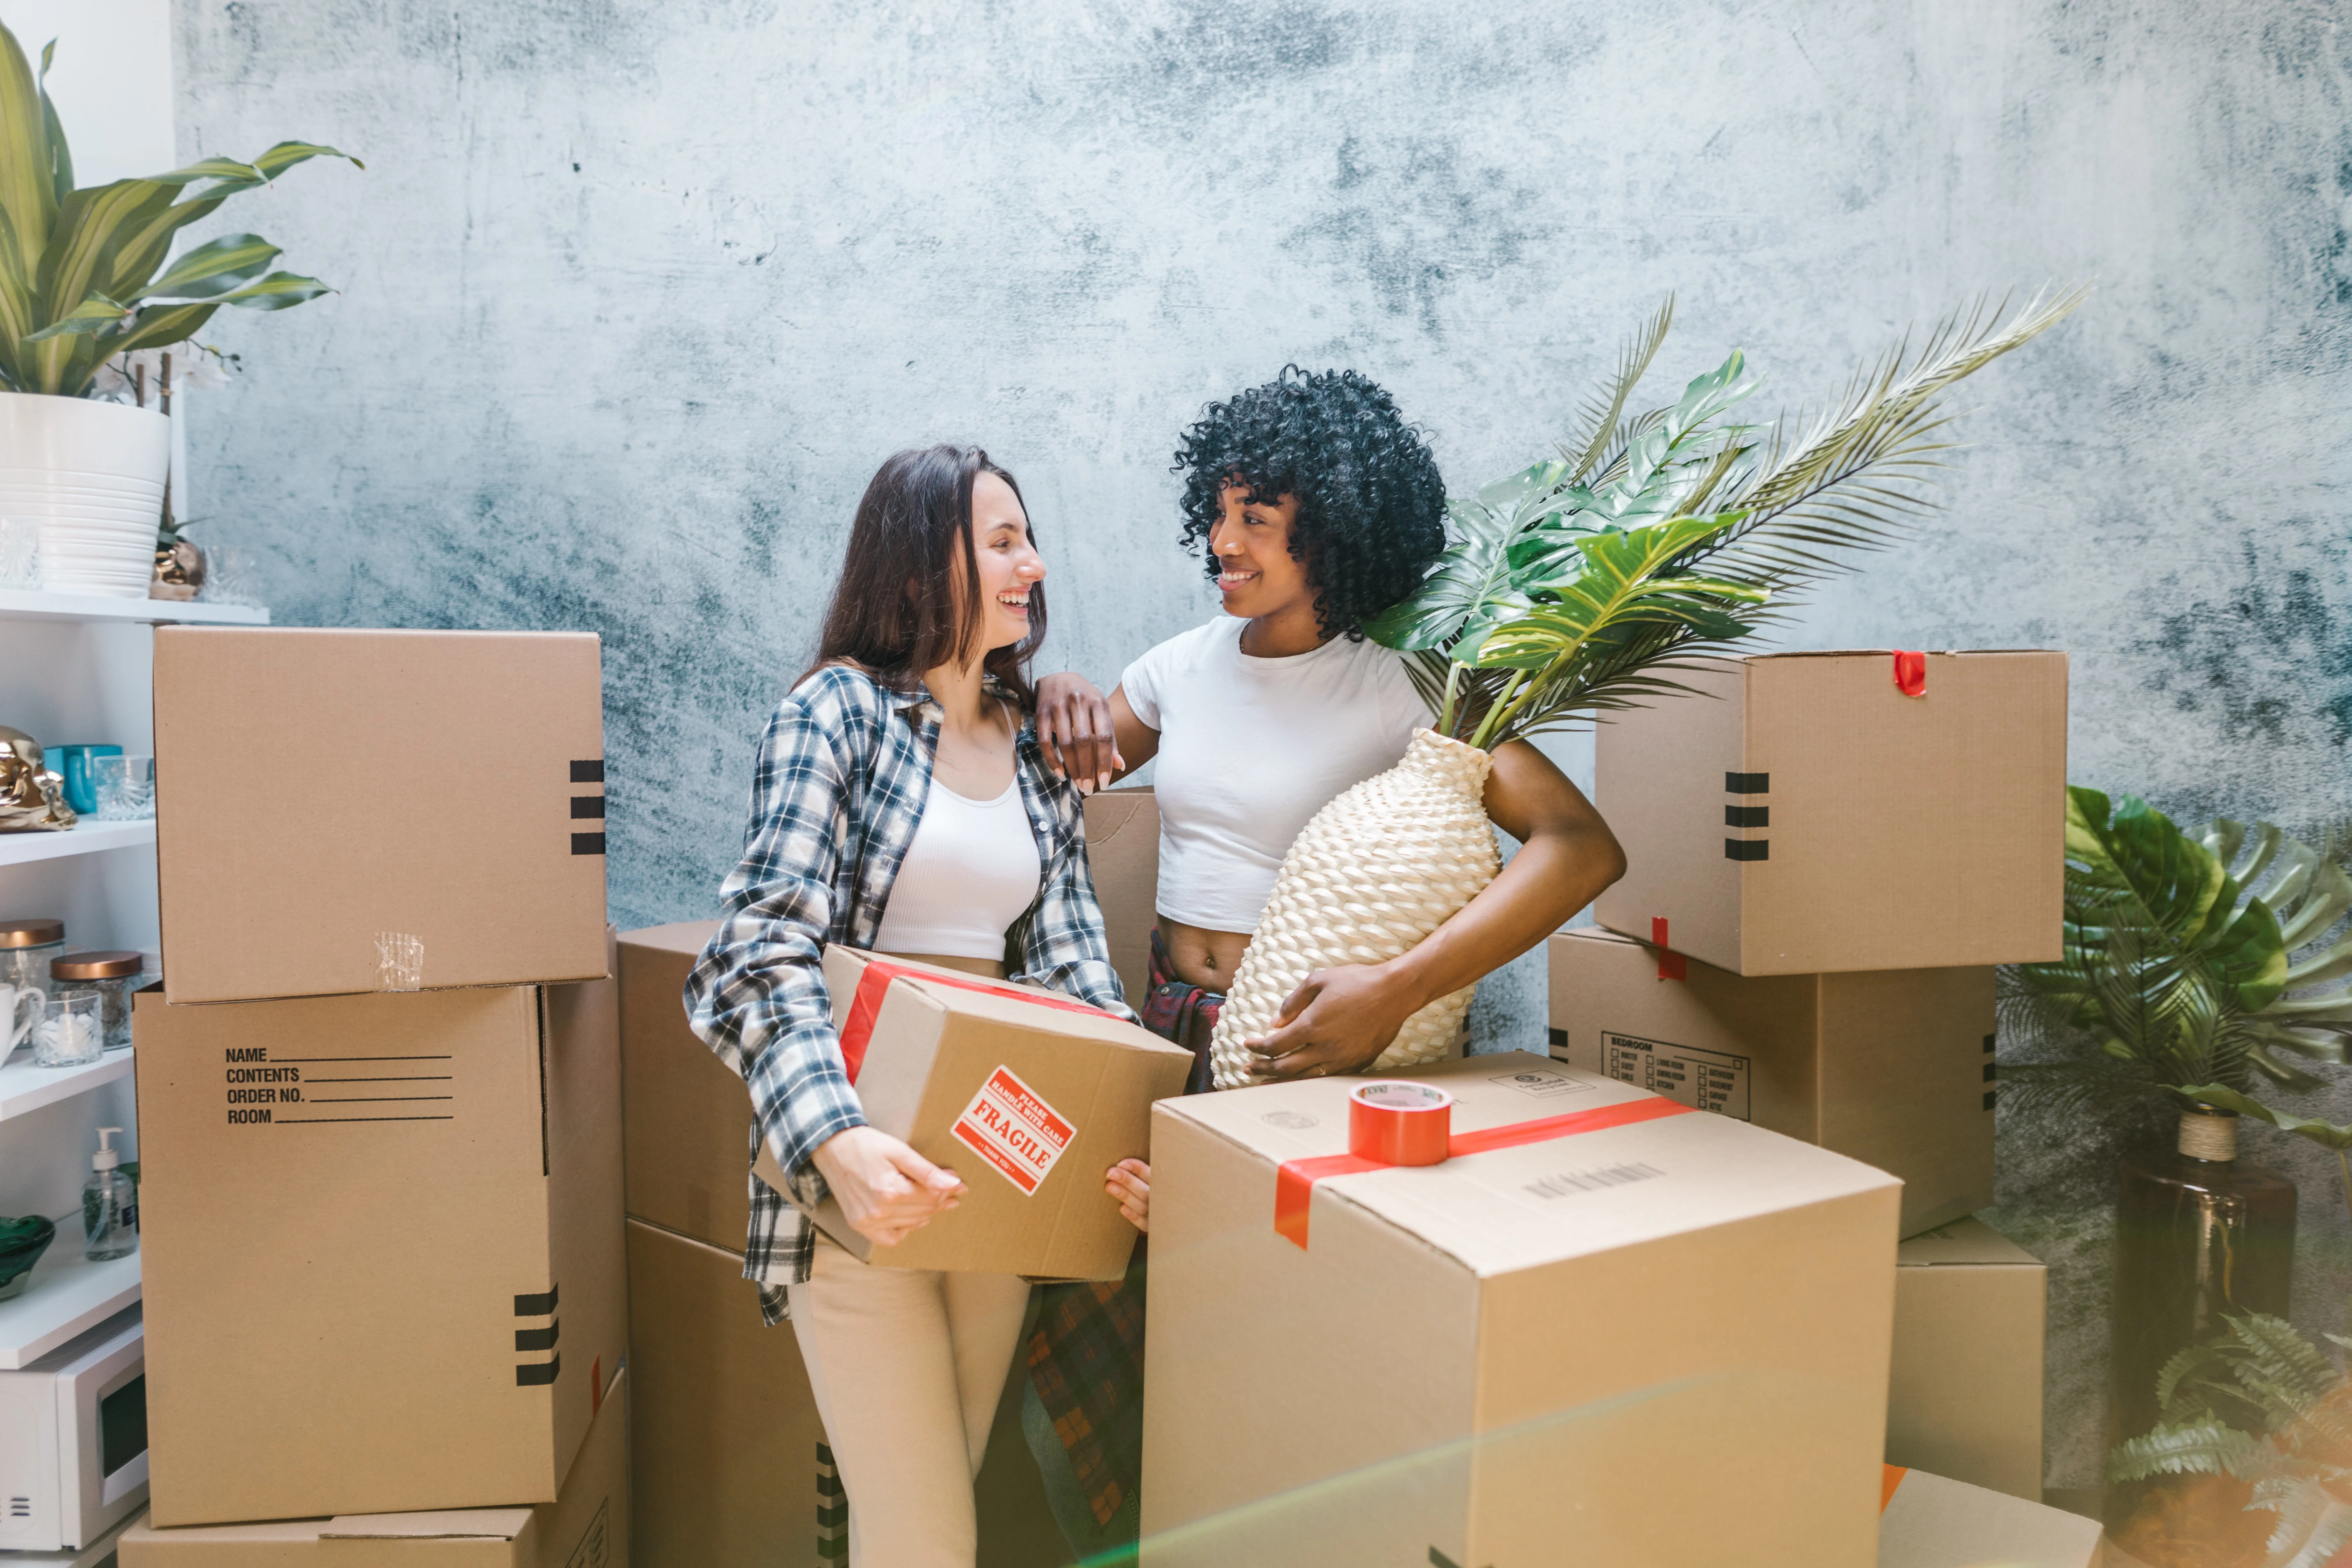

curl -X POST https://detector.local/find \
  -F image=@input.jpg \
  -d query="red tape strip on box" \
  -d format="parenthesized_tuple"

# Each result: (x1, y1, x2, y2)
(1892, 650, 1927, 697)
(1650, 917, 1687, 981)
(839, 959, 1112, 1083)
(1273, 1095, 1696, 1248)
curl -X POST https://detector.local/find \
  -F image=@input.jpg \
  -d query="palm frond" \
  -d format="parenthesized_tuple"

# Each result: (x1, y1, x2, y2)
(1559, 294, 1673, 484)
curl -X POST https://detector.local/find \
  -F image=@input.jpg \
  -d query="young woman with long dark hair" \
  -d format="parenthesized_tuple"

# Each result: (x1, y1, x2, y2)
(684, 444, 1132, 1568)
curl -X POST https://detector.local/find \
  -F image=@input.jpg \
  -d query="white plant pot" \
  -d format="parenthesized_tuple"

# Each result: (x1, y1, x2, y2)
(0, 394, 169, 598)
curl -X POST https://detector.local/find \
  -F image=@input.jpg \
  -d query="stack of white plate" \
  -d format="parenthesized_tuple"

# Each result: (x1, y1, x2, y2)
(0, 393, 171, 599)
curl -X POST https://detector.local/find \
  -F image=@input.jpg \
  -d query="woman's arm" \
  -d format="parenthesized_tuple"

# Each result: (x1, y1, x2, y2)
(1244, 738, 1627, 1079)
(1037, 673, 1159, 791)
(684, 676, 962, 1242)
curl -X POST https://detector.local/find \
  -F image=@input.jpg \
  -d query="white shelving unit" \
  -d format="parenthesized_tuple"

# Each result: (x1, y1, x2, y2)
(0, 587, 262, 1349)
(0, 819, 156, 869)
(0, 588, 266, 627)
(0, 1244, 143, 1368)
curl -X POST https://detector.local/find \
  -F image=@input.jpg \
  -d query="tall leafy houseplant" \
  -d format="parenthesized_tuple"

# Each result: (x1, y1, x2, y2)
(0, 22, 356, 397)
(1201, 289, 2084, 1087)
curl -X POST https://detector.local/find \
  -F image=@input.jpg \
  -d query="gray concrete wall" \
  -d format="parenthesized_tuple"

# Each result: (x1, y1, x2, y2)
(175, 0, 2350, 1492)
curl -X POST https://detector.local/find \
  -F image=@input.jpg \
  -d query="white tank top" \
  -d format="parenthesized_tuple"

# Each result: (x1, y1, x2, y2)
(871, 775, 1043, 960)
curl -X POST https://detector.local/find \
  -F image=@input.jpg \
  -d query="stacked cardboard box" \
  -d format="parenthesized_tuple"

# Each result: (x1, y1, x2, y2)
(616, 925, 1096, 1567)
(127, 629, 628, 1560)
(1555, 649, 2066, 1511)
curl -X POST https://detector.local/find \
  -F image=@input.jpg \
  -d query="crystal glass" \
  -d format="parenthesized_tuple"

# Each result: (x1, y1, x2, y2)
(30, 992, 103, 1067)
(89, 754, 154, 821)
(0, 516, 36, 589)
(0, 919, 64, 1001)
(199, 545, 257, 608)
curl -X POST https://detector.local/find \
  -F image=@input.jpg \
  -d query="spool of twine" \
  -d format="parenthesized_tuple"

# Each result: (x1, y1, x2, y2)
(2178, 1108, 2239, 1162)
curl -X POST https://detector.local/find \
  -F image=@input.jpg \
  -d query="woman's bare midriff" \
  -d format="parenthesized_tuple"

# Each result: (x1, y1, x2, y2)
(1160, 918, 1254, 994)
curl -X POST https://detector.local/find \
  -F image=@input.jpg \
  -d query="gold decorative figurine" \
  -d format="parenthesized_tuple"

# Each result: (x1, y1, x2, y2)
(0, 726, 75, 832)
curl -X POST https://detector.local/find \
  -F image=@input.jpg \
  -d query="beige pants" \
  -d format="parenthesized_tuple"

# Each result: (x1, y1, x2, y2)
(786, 1233, 1033, 1568)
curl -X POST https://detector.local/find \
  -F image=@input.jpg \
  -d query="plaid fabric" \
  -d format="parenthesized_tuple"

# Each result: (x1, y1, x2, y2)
(682, 664, 1133, 1322)
(1026, 932, 1222, 1542)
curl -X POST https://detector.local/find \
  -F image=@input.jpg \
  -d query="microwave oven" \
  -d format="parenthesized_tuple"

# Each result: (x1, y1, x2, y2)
(0, 1306, 147, 1551)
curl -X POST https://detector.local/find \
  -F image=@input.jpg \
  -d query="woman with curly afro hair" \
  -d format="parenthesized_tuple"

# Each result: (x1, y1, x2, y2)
(1017, 368, 1625, 1563)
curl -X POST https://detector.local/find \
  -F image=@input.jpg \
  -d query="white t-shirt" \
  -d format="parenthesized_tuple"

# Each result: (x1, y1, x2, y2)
(871, 776, 1042, 960)
(1121, 617, 1431, 933)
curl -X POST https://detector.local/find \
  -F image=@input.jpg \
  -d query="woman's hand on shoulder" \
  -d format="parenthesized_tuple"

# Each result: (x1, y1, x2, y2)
(1106, 1157, 1150, 1233)
(1037, 672, 1124, 793)
(810, 1126, 966, 1247)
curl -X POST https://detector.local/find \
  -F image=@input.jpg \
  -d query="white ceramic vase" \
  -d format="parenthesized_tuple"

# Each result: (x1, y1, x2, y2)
(1205, 729, 1503, 1089)
(0, 393, 170, 598)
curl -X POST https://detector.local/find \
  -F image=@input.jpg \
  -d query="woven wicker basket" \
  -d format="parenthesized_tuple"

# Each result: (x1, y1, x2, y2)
(1206, 729, 1501, 1089)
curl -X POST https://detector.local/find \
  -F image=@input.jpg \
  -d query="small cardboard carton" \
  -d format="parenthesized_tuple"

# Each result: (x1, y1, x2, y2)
(1877, 1465, 2100, 1568)
(1545, 926, 1994, 1236)
(1889, 1219, 2047, 1500)
(153, 626, 610, 1003)
(752, 948, 1191, 1280)
(134, 967, 626, 1526)
(1591, 650, 2067, 974)
(118, 1366, 630, 1567)
(1083, 786, 1160, 1004)
(624, 1218, 824, 1568)
(617, 921, 746, 1253)
(1139, 1051, 1902, 1567)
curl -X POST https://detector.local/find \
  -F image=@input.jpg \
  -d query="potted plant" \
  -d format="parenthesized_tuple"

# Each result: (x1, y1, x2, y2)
(1202, 288, 2084, 1087)
(2107, 1311, 2352, 1568)
(0, 22, 354, 596)
(2003, 792, 2352, 1536)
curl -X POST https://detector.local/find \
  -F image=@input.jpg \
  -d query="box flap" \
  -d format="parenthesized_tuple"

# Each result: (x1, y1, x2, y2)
(1878, 1467, 2100, 1567)
(1895, 1216, 2043, 1269)
(1162, 1052, 1900, 1275)
(321, 1509, 535, 1541)
(618, 919, 722, 959)
(1553, 924, 1642, 950)
(1743, 648, 2062, 659)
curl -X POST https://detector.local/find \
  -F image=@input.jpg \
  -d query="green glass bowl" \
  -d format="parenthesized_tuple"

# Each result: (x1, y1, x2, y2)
(0, 1215, 56, 1300)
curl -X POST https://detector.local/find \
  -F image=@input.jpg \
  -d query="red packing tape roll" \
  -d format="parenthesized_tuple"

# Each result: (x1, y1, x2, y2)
(1348, 1082, 1453, 1166)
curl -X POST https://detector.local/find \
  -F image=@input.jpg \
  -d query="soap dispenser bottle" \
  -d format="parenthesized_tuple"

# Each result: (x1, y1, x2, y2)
(83, 1126, 136, 1261)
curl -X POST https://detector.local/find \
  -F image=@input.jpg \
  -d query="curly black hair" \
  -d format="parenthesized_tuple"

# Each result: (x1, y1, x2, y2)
(1171, 366, 1448, 640)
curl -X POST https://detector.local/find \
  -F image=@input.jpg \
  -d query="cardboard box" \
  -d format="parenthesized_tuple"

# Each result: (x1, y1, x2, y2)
(118, 1367, 630, 1567)
(1545, 926, 1994, 1236)
(1592, 650, 2067, 974)
(1139, 1051, 1903, 1567)
(1889, 1219, 2046, 1500)
(624, 1218, 823, 1568)
(1083, 786, 1158, 1003)
(617, 921, 746, 1253)
(154, 626, 610, 1003)
(1877, 1465, 2100, 1568)
(752, 948, 1190, 1280)
(134, 968, 627, 1526)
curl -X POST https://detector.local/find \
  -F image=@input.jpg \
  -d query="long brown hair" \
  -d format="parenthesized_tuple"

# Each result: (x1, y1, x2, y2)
(801, 444, 1044, 708)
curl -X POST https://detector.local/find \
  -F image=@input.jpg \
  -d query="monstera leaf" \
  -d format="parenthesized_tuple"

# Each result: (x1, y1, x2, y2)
(2012, 789, 2294, 1097)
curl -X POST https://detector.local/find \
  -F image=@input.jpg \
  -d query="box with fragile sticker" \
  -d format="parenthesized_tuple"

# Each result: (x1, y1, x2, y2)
(119, 1366, 631, 1567)
(753, 948, 1192, 1280)
(1591, 649, 2066, 974)
(154, 626, 611, 1004)
(1140, 1051, 1903, 1567)
(1546, 926, 1994, 1235)
(133, 952, 626, 1526)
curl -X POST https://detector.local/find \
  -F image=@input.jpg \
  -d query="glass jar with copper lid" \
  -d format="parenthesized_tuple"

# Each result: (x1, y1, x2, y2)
(49, 950, 142, 1051)
(0, 918, 65, 1000)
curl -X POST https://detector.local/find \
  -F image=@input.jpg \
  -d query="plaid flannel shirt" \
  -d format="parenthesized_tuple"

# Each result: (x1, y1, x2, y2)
(683, 664, 1133, 1321)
